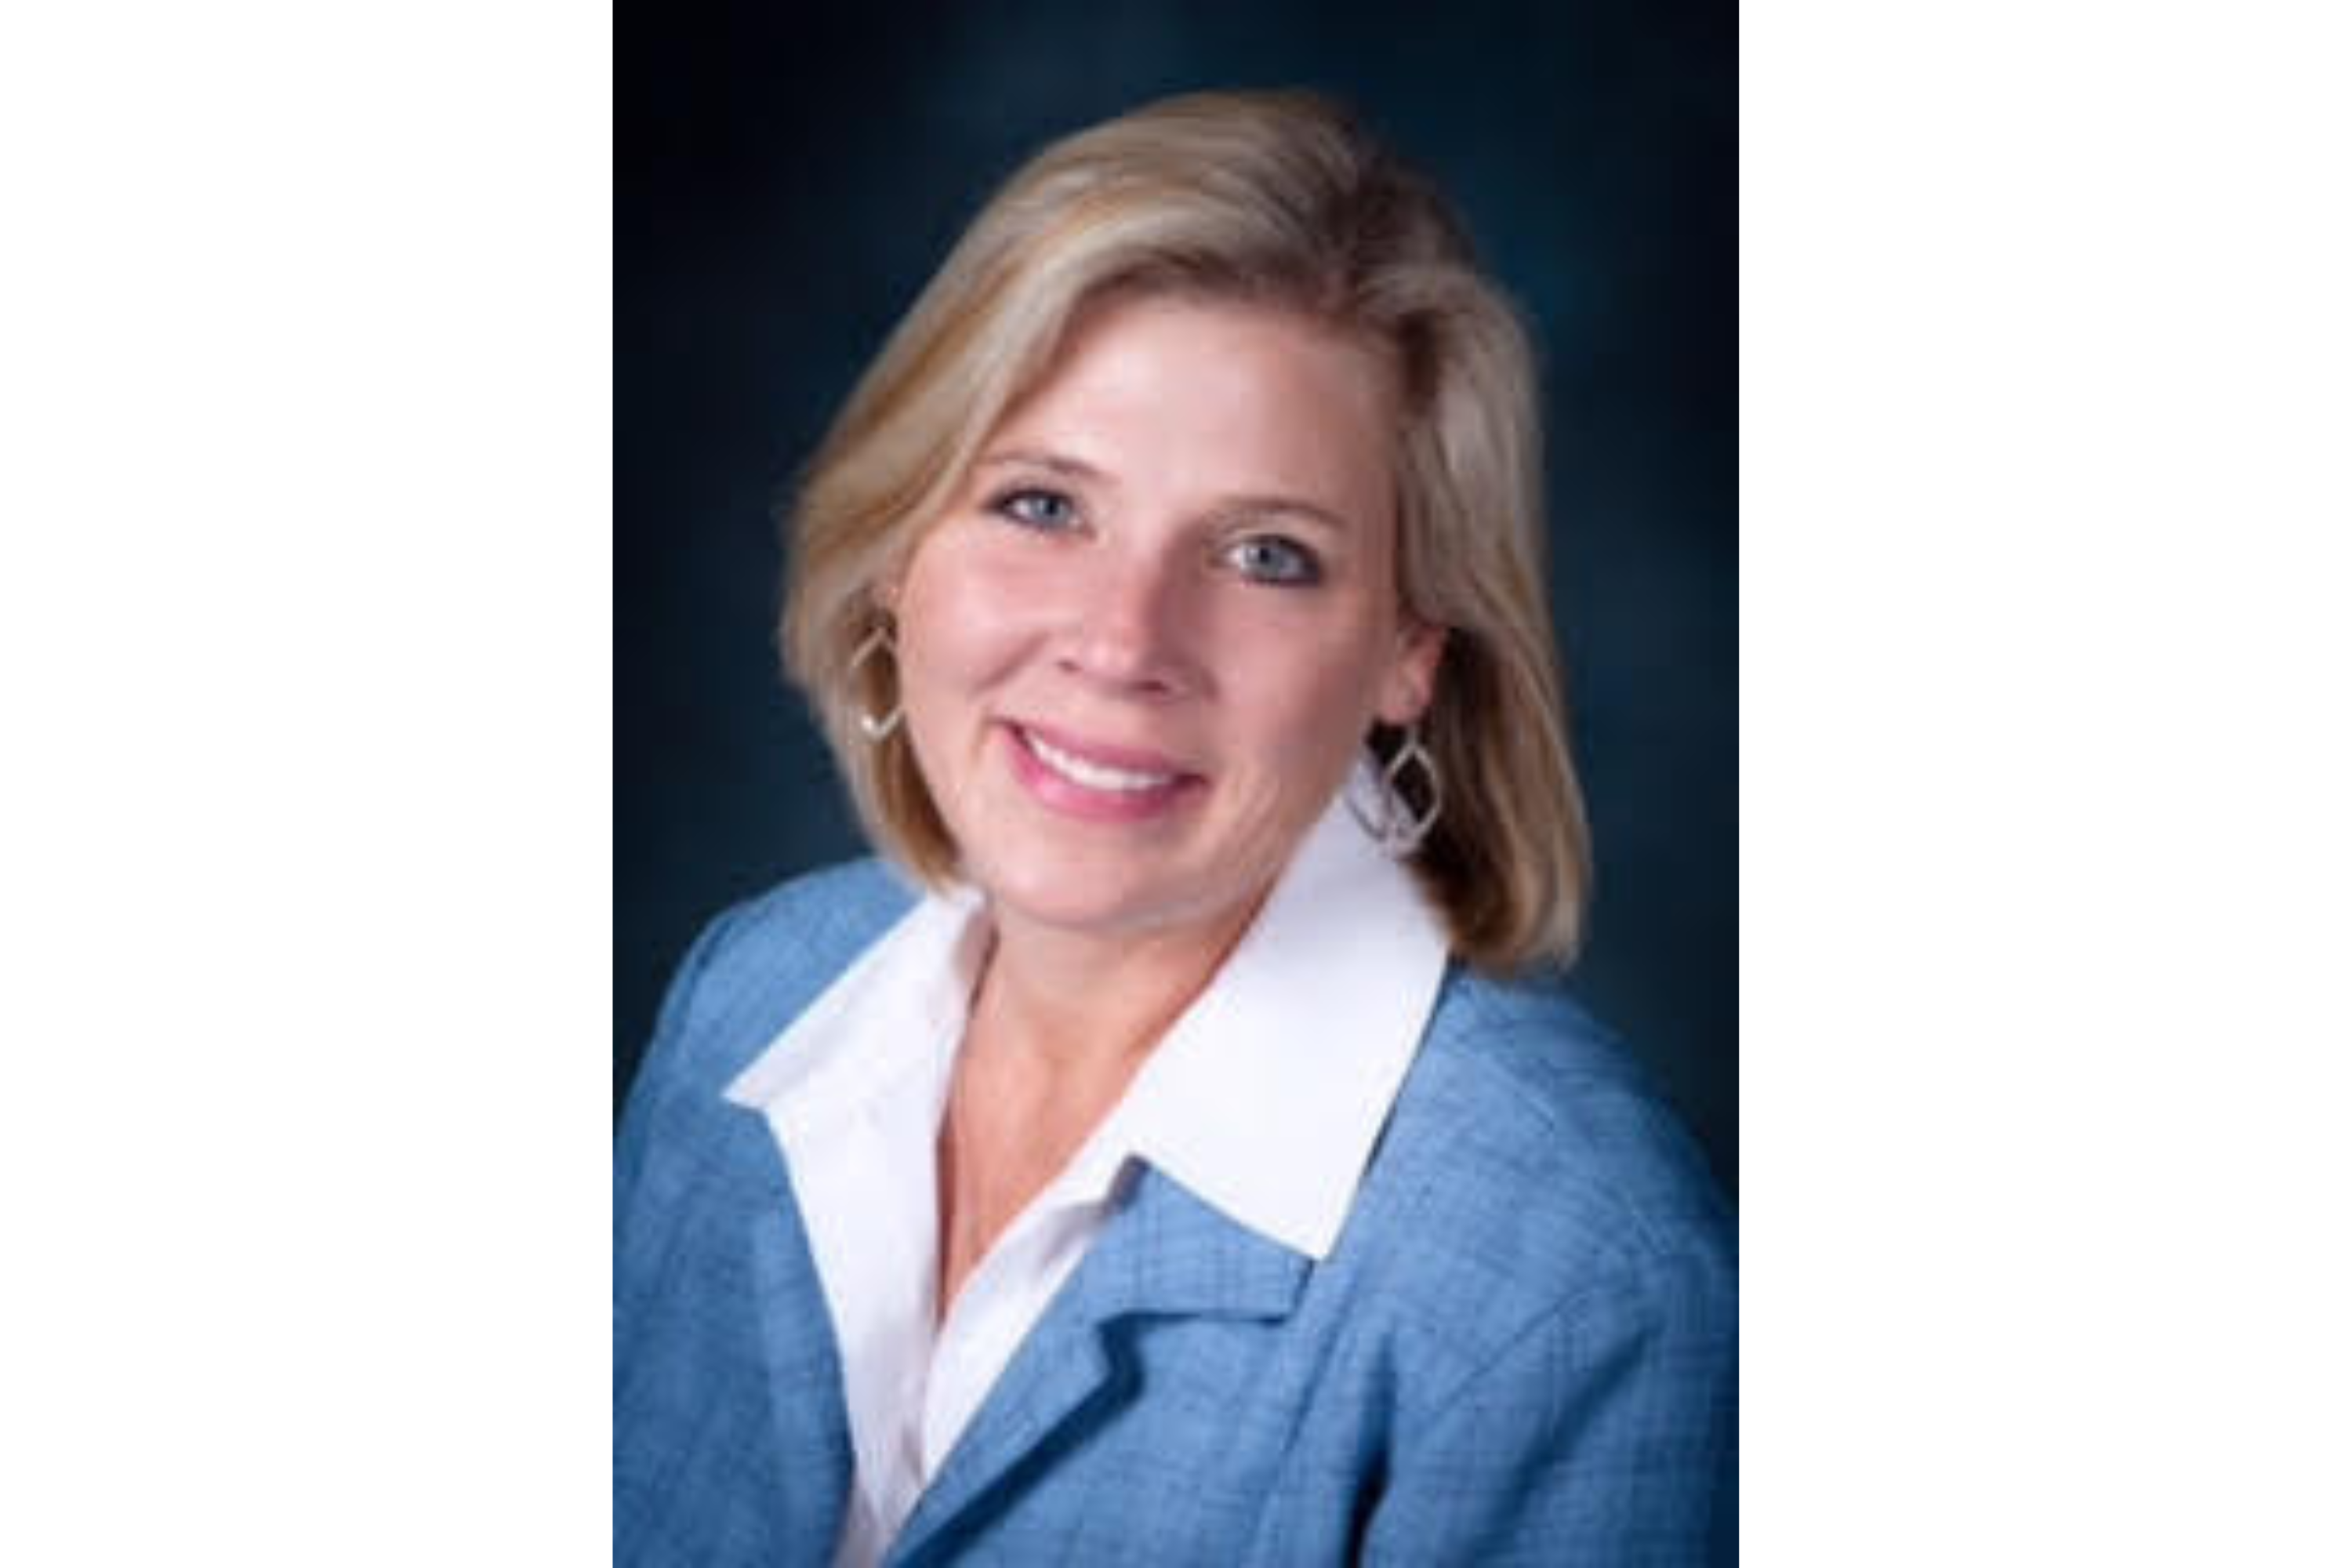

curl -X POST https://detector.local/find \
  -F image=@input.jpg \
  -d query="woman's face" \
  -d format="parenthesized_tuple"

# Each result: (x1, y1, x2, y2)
(888, 293, 1443, 951)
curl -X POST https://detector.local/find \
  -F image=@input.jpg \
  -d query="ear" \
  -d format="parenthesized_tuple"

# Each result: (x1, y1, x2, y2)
(1374, 617, 1447, 728)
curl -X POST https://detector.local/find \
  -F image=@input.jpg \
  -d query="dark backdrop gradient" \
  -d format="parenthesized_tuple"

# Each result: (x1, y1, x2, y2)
(617, 0, 1737, 1190)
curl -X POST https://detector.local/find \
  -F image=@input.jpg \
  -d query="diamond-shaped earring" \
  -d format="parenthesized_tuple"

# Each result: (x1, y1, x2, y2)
(849, 622, 902, 741)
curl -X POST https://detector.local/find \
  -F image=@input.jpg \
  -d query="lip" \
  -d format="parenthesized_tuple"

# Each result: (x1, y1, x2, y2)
(1011, 720, 1193, 776)
(1000, 720, 1205, 823)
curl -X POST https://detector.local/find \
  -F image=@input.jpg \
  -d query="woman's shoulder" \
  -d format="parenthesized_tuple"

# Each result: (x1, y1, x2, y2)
(630, 857, 918, 1103)
(693, 856, 915, 981)
(1336, 967, 1733, 1371)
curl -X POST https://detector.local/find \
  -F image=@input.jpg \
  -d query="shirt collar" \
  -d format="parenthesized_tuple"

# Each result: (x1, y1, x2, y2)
(723, 764, 1451, 1262)
(1107, 777, 1450, 1258)
(721, 877, 985, 1143)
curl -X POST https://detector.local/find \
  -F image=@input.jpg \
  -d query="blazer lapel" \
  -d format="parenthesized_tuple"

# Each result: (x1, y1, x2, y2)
(884, 1167, 1308, 1565)
(719, 1099, 856, 1552)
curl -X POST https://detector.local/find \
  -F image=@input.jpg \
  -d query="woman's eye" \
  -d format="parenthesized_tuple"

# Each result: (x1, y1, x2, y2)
(989, 488, 1078, 531)
(1225, 534, 1322, 586)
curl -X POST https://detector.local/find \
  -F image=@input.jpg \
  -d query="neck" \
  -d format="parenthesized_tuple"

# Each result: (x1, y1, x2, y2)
(967, 898, 1262, 1098)
(931, 898, 1266, 1322)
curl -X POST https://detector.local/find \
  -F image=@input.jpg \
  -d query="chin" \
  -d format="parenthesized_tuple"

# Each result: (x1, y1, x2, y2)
(984, 870, 1173, 936)
(970, 849, 1220, 941)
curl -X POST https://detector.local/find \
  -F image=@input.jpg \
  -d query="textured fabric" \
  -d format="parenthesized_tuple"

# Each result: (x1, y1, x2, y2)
(718, 790, 1449, 1564)
(616, 860, 1737, 1566)
(720, 887, 982, 1565)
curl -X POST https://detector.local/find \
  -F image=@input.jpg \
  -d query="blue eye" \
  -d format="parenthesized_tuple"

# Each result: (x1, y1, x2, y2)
(1225, 535, 1322, 586)
(989, 487, 1078, 531)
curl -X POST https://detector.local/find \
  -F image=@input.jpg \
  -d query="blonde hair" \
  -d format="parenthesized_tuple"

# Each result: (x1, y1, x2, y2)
(781, 89, 1591, 971)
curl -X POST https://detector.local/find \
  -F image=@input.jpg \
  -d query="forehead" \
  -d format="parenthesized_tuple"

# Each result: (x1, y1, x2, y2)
(985, 294, 1398, 517)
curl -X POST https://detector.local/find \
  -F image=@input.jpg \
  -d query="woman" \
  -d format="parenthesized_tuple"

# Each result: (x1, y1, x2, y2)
(617, 90, 1733, 1566)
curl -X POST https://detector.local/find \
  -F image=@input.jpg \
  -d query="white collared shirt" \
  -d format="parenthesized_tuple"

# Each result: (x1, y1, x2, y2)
(723, 777, 1450, 1568)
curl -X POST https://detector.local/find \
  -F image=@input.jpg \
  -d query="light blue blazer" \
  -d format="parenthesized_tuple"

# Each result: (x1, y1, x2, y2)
(616, 861, 1735, 1565)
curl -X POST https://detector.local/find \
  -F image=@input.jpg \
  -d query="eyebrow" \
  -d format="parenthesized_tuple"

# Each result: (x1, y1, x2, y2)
(976, 448, 1110, 483)
(975, 448, 1357, 535)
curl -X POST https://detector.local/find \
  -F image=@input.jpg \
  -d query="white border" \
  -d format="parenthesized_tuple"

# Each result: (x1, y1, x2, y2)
(1744, 2, 2352, 1559)
(2, 5, 612, 1560)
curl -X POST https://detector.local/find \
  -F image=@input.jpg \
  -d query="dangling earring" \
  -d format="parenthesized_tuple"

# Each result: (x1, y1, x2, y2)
(848, 620, 902, 741)
(1348, 721, 1442, 858)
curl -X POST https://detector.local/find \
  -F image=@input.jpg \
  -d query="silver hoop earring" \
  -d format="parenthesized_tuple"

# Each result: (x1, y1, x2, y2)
(848, 622, 902, 741)
(1347, 723, 1442, 858)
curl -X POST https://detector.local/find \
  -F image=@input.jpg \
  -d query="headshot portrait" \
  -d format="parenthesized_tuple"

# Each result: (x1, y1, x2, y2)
(18, 0, 2337, 1559)
(20, 0, 2331, 1560)
(618, 5, 1734, 1563)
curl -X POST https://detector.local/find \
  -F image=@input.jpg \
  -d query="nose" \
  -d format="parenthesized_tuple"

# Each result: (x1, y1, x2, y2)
(1057, 545, 1197, 699)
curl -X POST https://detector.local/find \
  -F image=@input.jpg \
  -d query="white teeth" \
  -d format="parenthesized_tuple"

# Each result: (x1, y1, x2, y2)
(1022, 729, 1178, 793)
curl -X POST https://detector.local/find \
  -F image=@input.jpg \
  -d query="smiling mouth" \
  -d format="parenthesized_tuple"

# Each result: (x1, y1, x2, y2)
(1014, 725, 1185, 793)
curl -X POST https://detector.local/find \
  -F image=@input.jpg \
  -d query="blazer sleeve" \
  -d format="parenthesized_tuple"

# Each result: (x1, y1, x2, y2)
(615, 903, 743, 1216)
(1360, 1250, 1737, 1566)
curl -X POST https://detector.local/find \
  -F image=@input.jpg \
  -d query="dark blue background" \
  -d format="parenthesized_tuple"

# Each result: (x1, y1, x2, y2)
(617, 0, 1736, 1190)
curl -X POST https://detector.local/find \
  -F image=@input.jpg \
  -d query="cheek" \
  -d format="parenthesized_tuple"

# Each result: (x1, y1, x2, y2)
(898, 546, 1040, 702)
(1218, 620, 1393, 754)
